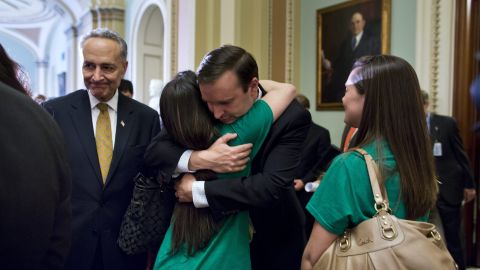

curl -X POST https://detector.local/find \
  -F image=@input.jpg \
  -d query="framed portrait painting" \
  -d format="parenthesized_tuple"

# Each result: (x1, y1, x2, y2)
(316, 0, 391, 110)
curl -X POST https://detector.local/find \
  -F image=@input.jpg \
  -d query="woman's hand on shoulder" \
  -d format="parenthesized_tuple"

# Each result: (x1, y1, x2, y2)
(259, 80, 297, 121)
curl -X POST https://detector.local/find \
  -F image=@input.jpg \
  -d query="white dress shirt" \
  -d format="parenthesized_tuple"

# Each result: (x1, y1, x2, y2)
(353, 31, 364, 49)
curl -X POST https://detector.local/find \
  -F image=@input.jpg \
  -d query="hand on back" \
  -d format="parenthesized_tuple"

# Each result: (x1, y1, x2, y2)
(189, 133, 252, 173)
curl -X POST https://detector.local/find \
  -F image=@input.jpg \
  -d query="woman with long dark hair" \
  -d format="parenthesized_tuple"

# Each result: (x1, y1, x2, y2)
(153, 70, 296, 269)
(301, 55, 437, 269)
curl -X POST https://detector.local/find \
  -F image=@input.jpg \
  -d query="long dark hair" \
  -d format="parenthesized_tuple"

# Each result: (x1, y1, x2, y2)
(160, 70, 222, 255)
(0, 44, 30, 95)
(352, 55, 437, 219)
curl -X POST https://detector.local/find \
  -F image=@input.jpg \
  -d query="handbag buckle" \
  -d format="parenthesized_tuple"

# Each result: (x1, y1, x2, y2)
(374, 201, 390, 212)
(430, 229, 442, 241)
(377, 213, 398, 240)
(381, 225, 397, 239)
(339, 232, 351, 251)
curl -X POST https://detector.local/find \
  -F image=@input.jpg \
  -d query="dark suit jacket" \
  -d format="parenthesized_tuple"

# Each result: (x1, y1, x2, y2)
(145, 100, 311, 270)
(295, 122, 331, 183)
(324, 33, 380, 103)
(44, 90, 160, 270)
(429, 114, 474, 205)
(294, 122, 331, 235)
(0, 82, 71, 270)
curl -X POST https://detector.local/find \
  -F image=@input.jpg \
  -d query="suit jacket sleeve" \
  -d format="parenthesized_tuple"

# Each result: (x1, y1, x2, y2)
(42, 135, 72, 270)
(144, 129, 185, 176)
(150, 114, 161, 143)
(38, 101, 73, 269)
(301, 127, 331, 183)
(448, 117, 475, 188)
(204, 104, 311, 216)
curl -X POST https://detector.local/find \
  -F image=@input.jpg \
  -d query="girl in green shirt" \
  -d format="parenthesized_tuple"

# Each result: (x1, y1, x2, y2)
(154, 70, 296, 269)
(301, 55, 437, 270)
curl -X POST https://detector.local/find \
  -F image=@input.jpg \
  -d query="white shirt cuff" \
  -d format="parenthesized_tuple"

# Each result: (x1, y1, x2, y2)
(192, 181, 209, 208)
(176, 150, 194, 174)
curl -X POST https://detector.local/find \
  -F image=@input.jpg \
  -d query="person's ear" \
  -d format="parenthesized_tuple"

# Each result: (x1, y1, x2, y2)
(248, 77, 259, 98)
(123, 61, 129, 74)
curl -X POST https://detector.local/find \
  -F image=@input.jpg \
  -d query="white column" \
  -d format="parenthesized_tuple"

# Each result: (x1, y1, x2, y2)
(177, 0, 196, 71)
(65, 26, 79, 94)
(415, 0, 455, 115)
(415, 0, 433, 95)
(220, 0, 236, 45)
(36, 58, 49, 96)
(437, 0, 455, 115)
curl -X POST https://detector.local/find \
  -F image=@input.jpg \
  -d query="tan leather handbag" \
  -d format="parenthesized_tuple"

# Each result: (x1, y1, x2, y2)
(313, 148, 457, 270)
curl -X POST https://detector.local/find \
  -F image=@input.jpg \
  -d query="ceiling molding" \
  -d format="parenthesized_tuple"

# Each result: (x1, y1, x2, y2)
(0, 0, 54, 24)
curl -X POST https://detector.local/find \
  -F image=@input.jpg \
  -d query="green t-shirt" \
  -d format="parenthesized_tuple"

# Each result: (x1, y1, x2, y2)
(306, 141, 428, 235)
(154, 100, 273, 270)
(216, 99, 273, 178)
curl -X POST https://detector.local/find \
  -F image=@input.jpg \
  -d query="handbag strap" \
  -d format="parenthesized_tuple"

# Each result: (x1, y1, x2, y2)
(354, 148, 390, 212)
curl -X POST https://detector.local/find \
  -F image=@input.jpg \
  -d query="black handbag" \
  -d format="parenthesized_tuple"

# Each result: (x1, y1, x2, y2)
(117, 172, 175, 255)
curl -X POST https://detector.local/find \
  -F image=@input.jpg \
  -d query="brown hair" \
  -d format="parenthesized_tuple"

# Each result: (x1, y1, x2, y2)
(352, 55, 437, 219)
(160, 70, 222, 255)
(296, 94, 310, 109)
(421, 90, 429, 105)
(197, 45, 258, 92)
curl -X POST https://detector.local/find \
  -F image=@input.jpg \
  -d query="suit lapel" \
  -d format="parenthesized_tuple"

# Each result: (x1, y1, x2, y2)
(69, 91, 103, 184)
(105, 94, 136, 186)
(355, 35, 365, 51)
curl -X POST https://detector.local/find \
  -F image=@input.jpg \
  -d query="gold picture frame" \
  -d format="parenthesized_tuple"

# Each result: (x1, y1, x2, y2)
(316, 0, 391, 110)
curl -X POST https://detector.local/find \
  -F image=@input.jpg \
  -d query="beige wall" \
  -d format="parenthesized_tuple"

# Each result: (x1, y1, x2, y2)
(195, 0, 221, 67)
(192, 0, 299, 83)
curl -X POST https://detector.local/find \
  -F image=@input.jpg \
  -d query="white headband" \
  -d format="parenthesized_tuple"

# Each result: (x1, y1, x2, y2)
(345, 68, 364, 86)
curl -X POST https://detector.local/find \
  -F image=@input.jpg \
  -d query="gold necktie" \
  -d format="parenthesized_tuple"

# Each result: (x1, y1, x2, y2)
(96, 103, 113, 183)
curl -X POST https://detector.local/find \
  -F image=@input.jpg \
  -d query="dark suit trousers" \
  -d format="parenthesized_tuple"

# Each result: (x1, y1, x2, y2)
(296, 190, 315, 234)
(92, 239, 104, 270)
(250, 226, 306, 270)
(437, 200, 465, 270)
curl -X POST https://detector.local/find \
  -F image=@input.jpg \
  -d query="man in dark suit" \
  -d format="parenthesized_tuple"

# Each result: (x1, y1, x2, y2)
(0, 82, 71, 270)
(145, 45, 311, 270)
(422, 91, 475, 270)
(293, 94, 332, 234)
(324, 11, 380, 103)
(43, 29, 160, 270)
